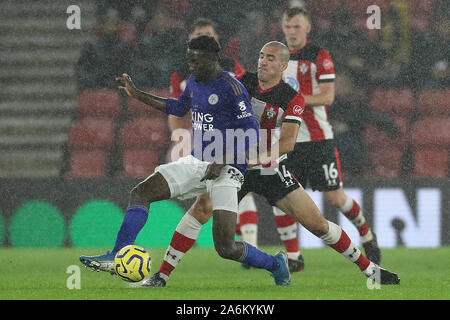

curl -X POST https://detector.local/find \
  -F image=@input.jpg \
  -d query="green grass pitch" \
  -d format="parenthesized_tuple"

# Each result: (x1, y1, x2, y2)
(0, 247, 448, 300)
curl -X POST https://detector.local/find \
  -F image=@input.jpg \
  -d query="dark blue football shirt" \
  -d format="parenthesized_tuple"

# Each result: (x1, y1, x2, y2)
(165, 71, 259, 174)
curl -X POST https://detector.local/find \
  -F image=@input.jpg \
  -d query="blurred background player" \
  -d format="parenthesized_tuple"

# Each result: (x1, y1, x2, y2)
(281, 7, 381, 263)
(238, 7, 382, 265)
(167, 17, 245, 160)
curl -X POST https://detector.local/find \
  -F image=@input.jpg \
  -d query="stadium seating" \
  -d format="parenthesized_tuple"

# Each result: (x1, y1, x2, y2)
(118, 22, 138, 47)
(344, 0, 388, 14)
(127, 88, 170, 118)
(363, 116, 410, 148)
(119, 149, 159, 178)
(65, 150, 107, 178)
(367, 147, 404, 178)
(118, 117, 167, 149)
(67, 117, 114, 150)
(411, 116, 450, 147)
(370, 88, 414, 116)
(408, 0, 435, 15)
(417, 89, 450, 115)
(410, 116, 449, 177)
(65, 117, 115, 178)
(127, 97, 151, 118)
(77, 89, 121, 119)
(412, 149, 448, 177)
(306, 0, 341, 18)
(117, 116, 168, 178)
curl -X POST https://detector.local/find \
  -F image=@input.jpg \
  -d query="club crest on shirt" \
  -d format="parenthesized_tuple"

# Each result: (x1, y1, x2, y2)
(265, 106, 276, 119)
(299, 63, 309, 74)
(208, 94, 219, 105)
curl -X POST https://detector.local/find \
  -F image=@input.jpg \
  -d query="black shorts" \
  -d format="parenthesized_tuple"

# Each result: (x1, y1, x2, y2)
(238, 160, 300, 206)
(287, 139, 343, 191)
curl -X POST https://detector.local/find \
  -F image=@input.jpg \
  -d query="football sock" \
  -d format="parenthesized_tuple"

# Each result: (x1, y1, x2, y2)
(320, 221, 375, 276)
(339, 196, 373, 243)
(238, 241, 279, 273)
(272, 207, 301, 260)
(158, 213, 202, 279)
(112, 204, 148, 254)
(238, 194, 258, 247)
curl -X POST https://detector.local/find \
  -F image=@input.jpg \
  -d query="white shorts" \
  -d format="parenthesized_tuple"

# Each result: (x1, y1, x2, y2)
(153, 155, 244, 213)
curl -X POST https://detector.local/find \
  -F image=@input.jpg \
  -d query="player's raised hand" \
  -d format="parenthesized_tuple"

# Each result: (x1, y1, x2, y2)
(116, 73, 137, 97)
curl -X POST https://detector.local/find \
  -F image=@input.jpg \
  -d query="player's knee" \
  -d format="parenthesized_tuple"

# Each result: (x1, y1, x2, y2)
(130, 184, 147, 204)
(213, 238, 240, 260)
(191, 198, 213, 224)
(325, 191, 346, 208)
(309, 220, 330, 237)
(129, 173, 170, 205)
(130, 182, 158, 206)
(214, 243, 236, 260)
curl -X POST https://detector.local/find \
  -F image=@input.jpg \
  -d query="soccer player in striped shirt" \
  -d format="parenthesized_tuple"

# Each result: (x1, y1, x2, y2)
(240, 7, 382, 265)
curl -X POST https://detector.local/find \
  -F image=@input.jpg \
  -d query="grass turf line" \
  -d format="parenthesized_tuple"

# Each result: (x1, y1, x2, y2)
(0, 247, 448, 300)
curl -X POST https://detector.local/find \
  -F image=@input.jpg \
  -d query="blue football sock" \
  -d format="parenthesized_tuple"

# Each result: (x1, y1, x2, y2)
(112, 204, 149, 254)
(239, 242, 279, 272)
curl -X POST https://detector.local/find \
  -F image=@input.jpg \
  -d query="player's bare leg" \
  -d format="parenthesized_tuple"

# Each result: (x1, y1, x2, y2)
(271, 206, 304, 272)
(325, 188, 381, 264)
(146, 195, 290, 287)
(212, 208, 290, 285)
(236, 193, 303, 272)
(148, 194, 212, 285)
(212, 209, 245, 260)
(79, 172, 171, 272)
(275, 187, 328, 237)
(129, 172, 171, 206)
(275, 187, 399, 285)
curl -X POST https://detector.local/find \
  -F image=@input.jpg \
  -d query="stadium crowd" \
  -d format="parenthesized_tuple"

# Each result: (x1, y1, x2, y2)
(67, 0, 450, 179)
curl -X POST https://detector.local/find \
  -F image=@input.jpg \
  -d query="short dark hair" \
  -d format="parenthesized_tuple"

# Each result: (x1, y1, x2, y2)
(189, 17, 217, 34)
(187, 35, 221, 54)
(283, 7, 311, 24)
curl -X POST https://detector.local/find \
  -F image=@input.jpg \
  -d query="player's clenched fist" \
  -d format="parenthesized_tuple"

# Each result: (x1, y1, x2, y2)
(116, 73, 137, 97)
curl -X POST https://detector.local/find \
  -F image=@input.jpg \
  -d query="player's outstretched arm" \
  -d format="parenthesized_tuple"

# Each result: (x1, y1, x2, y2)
(249, 122, 299, 166)
(116, 73, 167, 113)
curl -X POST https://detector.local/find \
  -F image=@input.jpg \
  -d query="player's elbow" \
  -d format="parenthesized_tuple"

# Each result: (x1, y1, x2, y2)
(285, 140, 296, 153)
(279, 139, 296, 155)
(324, 94, 335, 106)
(324, 90, 335, 106)
(327, 98, 335, 106)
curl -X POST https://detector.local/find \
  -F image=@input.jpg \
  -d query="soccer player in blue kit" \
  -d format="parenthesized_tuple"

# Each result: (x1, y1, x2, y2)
(80, 36, 291, 286)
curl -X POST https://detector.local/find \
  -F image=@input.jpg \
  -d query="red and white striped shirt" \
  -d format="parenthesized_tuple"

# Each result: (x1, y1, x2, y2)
(283, 40, 335, 142)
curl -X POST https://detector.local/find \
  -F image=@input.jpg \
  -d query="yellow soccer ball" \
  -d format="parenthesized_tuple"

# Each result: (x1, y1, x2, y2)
(114, 245, 151, 282)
